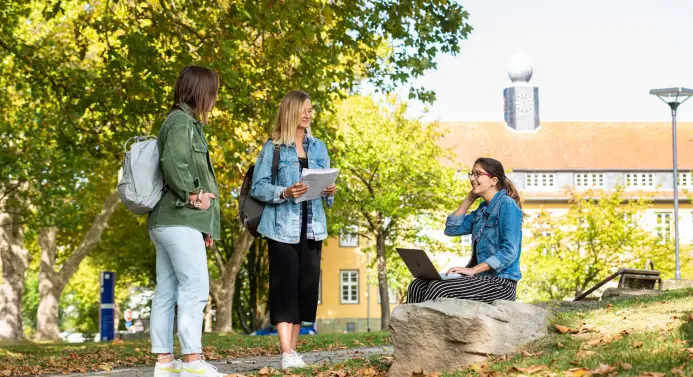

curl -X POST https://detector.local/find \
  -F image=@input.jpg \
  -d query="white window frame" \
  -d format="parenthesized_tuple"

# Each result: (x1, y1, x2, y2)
(625, 173, 655, 188)
(340, 270, 359, 304)
(339, 225, 359, 247)
(574, 173, 605, 188)
(655, 212, 672, 242)
(525, 173, 556, 189)
(678, 172, 693, 188)
(377, 287, 398, 304)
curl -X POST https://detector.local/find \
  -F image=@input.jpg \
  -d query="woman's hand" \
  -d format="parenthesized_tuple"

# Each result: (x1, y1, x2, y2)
(204, 234, 213, 248)
(189, 192, 216, 210)
(322, 184, 337, 196)
(445, 267, 476, 276)
(283, 182, 309, 198)
(464, 189, 480, 203)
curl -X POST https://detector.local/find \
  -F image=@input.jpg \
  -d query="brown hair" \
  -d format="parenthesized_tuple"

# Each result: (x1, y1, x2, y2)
(474, 157, 524, 211)
(271, 90, 312, 145)
(173, 65, 219, 124)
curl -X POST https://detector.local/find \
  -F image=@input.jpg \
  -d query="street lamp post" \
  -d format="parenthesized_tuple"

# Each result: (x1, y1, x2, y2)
(649, 87, 693, 280)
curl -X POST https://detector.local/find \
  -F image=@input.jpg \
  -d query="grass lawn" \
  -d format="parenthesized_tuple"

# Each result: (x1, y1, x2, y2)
(266, 289, 693, 377)
(0, 331, 390, 376)
(4, 289, 693, 376)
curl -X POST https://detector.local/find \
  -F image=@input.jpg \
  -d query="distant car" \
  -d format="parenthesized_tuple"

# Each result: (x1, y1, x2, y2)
(59, 332, 87, 343)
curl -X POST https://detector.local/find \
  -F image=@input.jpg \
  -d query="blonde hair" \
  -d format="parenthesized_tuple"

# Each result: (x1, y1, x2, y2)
(271, 90, 312, 145)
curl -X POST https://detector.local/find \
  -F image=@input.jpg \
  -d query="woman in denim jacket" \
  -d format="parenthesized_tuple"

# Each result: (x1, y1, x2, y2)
(407, 157, 524, 304)
(251, 90, 336, 370)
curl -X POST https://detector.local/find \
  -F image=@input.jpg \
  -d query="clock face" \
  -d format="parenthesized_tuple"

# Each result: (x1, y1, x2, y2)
(516, 92, 533, 112)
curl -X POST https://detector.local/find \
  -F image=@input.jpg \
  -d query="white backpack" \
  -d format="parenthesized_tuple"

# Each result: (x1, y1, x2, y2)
(117, 136, 164, 215)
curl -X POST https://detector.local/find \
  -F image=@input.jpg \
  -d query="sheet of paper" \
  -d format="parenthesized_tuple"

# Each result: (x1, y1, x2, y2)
(295, 168, 340, 203)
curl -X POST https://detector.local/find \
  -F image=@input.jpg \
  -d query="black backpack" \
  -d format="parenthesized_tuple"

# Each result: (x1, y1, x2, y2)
(239, 143, 280, 238)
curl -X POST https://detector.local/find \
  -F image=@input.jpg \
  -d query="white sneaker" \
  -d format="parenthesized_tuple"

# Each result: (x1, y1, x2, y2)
(154, 359, 182, 377)
(292, 350, 304, 360)
(281, 352, 306, 369)
(180, 359, 225, 377)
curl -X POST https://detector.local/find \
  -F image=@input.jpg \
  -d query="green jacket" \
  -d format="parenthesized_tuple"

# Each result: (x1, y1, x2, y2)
(147, 103, 221, 240)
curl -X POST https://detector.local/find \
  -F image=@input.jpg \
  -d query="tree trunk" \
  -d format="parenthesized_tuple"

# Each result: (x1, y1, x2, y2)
(203, 297, 213, 333)
(35, 190, 120, 340)
(212, 229, 254, 333)
(36, 227, 62, 341)
(0, 211, 28, 340)
(375, 232, 390, 330)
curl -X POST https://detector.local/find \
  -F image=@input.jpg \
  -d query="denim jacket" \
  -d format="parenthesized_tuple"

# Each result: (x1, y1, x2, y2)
(251, 136, 333, 244)
(444, 189, 523, 281)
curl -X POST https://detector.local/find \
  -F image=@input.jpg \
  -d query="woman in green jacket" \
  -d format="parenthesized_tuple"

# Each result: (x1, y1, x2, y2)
(147, 65, 223, 377)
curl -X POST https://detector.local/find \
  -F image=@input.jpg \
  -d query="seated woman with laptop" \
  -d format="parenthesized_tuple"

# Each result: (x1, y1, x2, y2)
(407, 157, 524, 304)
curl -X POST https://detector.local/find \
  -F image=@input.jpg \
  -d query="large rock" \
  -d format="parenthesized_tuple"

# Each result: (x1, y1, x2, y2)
(388, 298, 550, 377)
(601, 288, 662, 301)
(662, 279, 693, 291)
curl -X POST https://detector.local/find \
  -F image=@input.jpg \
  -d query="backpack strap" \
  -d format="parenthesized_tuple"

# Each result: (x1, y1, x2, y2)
(271, 143, 280, 185)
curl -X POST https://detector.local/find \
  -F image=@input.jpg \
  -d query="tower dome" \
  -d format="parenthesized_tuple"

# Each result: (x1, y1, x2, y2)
(508, 52, 533, 83)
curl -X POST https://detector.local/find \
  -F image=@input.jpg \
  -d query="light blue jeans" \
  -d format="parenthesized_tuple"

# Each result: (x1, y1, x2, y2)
(149, 226, 209, 354)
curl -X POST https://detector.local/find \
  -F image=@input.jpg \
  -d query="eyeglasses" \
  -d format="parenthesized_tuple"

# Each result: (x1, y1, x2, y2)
(303, 108, 316, 117)
(468, 170, 494, 179)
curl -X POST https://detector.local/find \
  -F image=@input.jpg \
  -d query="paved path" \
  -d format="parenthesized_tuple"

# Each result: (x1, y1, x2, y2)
(46, 346, 394, 377)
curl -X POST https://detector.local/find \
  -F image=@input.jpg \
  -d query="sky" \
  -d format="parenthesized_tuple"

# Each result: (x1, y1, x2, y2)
(402, 0, 693, 122)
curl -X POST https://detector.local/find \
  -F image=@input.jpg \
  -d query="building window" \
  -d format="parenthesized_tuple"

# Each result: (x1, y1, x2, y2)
(679, 172, 693, 188)
(339, 225, 359, 247)
(575, 173, 604, 188)
(345, 322, 356, 333)
(655, 212, 672, 241)
(625, 173, 654, 188)
(340, 270, 359, 304)
(525, 173, 555, 188)
(377, 287, 398, 304)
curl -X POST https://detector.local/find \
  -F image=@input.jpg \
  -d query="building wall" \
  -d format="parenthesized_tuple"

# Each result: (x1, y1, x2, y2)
(315, 235, 396, 333)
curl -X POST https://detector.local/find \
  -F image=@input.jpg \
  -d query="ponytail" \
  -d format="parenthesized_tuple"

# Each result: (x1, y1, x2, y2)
(501, 177, 527, 217)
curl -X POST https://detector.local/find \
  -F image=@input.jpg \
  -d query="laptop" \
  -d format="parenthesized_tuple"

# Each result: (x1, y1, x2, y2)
(396, 248, 462, 281)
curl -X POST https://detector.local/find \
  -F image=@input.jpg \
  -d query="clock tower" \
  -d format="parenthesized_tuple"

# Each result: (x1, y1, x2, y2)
(503, 52, 540, 132)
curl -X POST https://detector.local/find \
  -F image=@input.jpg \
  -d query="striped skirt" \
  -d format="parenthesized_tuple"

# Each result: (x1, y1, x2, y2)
(407, 275, 517, 304)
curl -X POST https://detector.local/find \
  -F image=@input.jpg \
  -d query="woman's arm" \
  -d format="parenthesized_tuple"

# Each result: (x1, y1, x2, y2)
(444, 193, 478, 236)
(160, 124, 200, 206)
(251, 142, 287, 204)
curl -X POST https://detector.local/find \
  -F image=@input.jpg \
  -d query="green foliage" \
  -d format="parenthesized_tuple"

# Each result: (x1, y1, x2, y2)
(521, 187, 678, 301)
(326, 95, 467, 302)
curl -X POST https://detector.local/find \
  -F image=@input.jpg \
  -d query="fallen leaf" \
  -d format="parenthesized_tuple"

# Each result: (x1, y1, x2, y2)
(112, 338, 124, 344)
(557, 342, 565, 348)
(621, 363, 633, 370)
(607, 304, 613, 308)
(98, 364, 113, 371)
(621, 329, 634, 336)
(671, 368, 686, 377)
(576, 350, 597, 358)
(584, 339, 603, 347)
(632, 341, 644, 348)
(580, 324, 597, 333)
(591, 364, 616, 375)
(522, 350, 536, 357)
(535, 351, 545, 356)
(424, 373, 440, 377)
(556, 324, 579, 334)
(0, 371, 10, 377)
(636, 373, 665, 377)
(566, 367, 592, 376)
(511, 365, 546, 374)
(258, 367, 270, 376)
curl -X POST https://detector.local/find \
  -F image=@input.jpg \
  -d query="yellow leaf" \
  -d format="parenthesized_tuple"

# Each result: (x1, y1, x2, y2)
(99, 364, 112, 371)
(620, 363, 633, 370)
(566, 367, 592, 377)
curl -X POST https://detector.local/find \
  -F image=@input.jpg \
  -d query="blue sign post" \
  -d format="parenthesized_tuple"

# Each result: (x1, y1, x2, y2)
(99, 271, 115, 341)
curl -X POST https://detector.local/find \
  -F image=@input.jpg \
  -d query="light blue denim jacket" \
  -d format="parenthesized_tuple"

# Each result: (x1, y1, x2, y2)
(251, 136, 333, 244)
(444, 189, 523, 281)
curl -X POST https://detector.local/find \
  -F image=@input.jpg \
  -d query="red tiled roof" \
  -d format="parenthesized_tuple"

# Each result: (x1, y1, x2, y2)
(438, 122, 693, 170)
